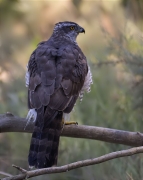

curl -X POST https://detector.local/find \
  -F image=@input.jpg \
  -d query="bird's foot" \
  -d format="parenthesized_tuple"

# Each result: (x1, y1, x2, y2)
(61, 118, 78, 132)
(64, 121, 78, 125)
(24, 109, 37, 130)
(62, 118, 78, 126)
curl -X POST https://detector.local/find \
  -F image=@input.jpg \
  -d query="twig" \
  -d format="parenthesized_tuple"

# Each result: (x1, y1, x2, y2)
(0, 171, 12, 177)
(0, 113, 143, 147)
(95, 59, 143, 68)
(2, 146, 143, 180)
(12, 165, 27, 174)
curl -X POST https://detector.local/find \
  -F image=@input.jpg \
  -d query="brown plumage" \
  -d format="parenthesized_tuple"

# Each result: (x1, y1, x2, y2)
(26, 21, 90, 168)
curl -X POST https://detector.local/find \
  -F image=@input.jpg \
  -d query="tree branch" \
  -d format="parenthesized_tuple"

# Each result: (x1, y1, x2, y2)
(12, 165, 27, 174)
(1, 146, 143, 180)
(0, 171, 12, 177)
(0, 113, 143, 147)
(1, 113, 143, 179)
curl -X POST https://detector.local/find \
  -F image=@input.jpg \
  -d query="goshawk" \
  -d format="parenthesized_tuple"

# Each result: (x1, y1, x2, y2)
(25, 21, 92, 168)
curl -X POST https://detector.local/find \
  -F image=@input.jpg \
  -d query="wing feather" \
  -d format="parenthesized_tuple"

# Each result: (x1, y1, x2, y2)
(30, 90, 42, 109)
(61, 79, 72, 96)
(28, 43, 88, 118)
(38, 86, 50, 106)
(49, 88, 71, 111)
(29, 74, 41, 91)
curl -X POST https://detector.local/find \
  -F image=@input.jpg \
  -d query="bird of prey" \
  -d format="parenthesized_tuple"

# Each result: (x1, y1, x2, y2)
(25, 21, 93, 169)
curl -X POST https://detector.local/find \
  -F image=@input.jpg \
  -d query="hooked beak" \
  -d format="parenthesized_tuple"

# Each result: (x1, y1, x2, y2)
(78, 26, 85, 33)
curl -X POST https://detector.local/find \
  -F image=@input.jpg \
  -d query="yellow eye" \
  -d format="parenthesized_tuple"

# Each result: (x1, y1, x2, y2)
(70, 26, 74, 30)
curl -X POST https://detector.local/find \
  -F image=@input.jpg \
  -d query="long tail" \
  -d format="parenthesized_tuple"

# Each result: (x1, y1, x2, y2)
(28, 107, 63, 168)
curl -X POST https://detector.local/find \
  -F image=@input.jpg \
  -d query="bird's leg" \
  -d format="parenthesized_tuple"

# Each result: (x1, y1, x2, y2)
(61, 113, 78, 132)
(62, 118, 78, 126)
(61, 118, 78, 133)
(64, 121, 78, 125)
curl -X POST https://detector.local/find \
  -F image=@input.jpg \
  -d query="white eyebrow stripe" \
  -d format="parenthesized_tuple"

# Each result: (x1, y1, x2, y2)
(54, 22, 77, 30)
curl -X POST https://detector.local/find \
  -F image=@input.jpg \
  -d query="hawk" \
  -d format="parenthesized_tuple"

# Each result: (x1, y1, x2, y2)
(25, 21, 92, 169)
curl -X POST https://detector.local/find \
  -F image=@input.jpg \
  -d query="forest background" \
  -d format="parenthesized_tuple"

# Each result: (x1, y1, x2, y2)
(1, 0, 143, 179)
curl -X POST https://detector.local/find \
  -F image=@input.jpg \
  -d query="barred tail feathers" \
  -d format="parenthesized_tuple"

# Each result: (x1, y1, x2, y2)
(28, 107, 62, 168)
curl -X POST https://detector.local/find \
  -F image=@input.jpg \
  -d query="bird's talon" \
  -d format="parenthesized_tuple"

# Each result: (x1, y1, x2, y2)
(64, 121, 78, 125)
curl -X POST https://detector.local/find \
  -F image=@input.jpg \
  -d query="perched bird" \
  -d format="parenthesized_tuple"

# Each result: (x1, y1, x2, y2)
(25, 21, 93, 169)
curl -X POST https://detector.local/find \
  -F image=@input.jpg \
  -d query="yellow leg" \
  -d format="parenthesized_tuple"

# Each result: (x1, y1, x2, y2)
(64, 121, 78, 125)
(61, 119, 78, 133)
(62, 118, 78, 126)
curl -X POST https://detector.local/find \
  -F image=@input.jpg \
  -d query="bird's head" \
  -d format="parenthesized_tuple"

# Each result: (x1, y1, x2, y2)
(53, 21, 85, 42)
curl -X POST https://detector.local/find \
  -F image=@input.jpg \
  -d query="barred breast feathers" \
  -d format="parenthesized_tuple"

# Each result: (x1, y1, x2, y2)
(79, 66, 93, 101)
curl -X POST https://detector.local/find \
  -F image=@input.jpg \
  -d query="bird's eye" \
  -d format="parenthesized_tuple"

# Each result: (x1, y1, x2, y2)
(70, 26, 75, 30)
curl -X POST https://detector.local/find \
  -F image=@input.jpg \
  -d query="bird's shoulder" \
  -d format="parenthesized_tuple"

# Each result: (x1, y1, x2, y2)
(29, 39, 85, 61)
(27, 40, 88, 110)
(28, 39, 88, 80)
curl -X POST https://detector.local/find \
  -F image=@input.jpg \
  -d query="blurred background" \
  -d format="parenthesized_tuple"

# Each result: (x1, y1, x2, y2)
(1, 0, 143, 179)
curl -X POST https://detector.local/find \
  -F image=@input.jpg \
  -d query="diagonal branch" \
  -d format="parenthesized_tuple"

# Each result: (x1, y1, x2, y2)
(12, 164, 27, 174)
(0, 113, 143, 147)
(2, 146, 143, 180)
(0, 171, 12, 177)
